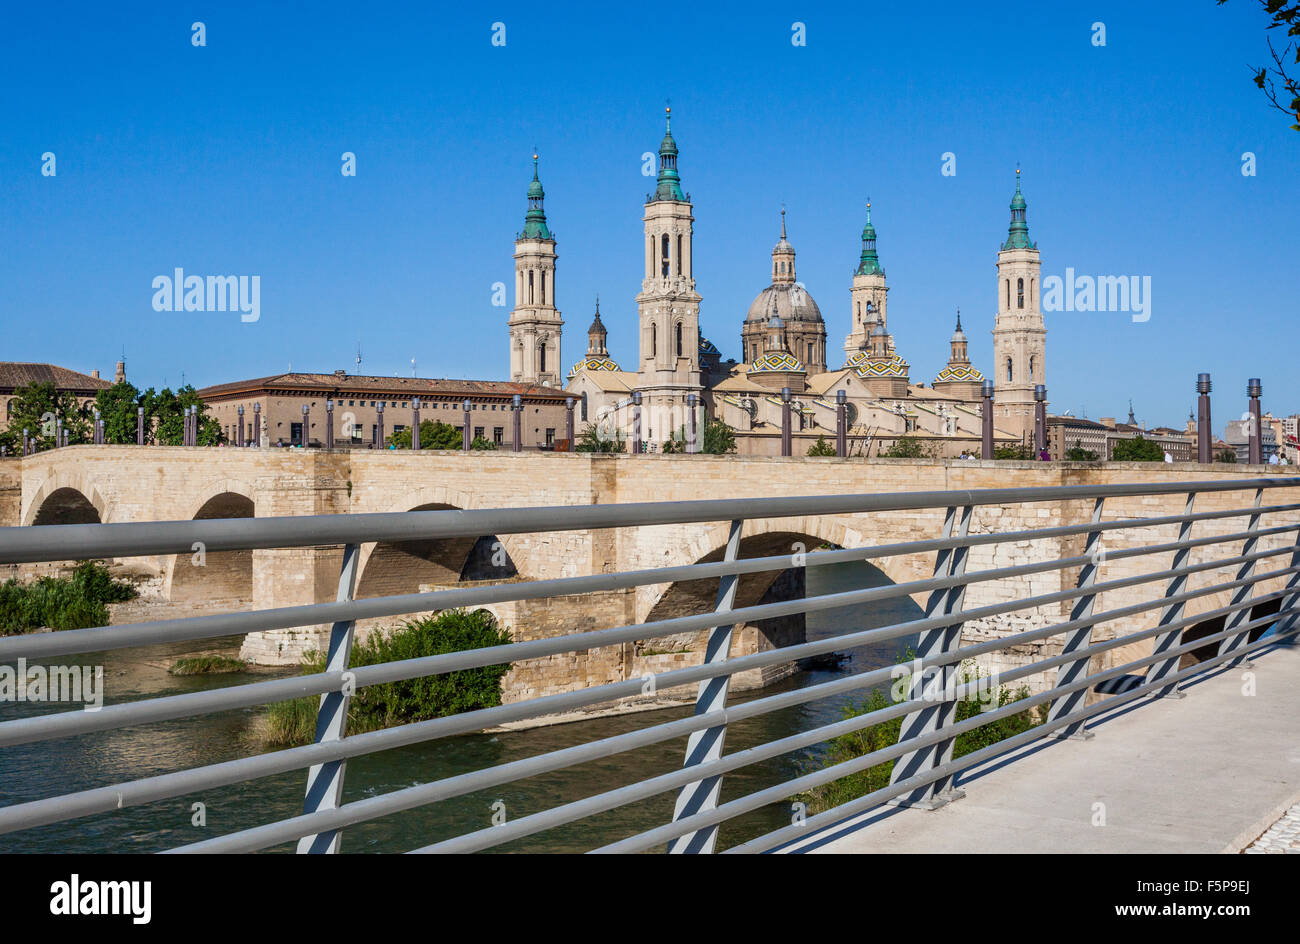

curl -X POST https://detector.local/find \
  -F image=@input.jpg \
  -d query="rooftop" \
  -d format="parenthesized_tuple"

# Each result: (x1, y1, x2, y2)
(0, 362, 113, 392)
(197, 371, 572, 401)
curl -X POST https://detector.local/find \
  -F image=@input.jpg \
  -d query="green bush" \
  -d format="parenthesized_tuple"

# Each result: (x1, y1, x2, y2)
(797, 658, 1041, 815)
(261, 609, 513, 746)
(1111, 435, 1165, 462)
(0, 561, 137, 635)
(880, 438, 928, 458)
(807, 436, 836, 457)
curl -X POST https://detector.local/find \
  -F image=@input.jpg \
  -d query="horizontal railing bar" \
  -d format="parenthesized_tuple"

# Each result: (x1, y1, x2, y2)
(2, 533, 1292, 751)
(5, 557, 1290, 839)
(599, 617, 1298, 855)
(3, 478, 1297, 564)
(7, 504, 1294, 664)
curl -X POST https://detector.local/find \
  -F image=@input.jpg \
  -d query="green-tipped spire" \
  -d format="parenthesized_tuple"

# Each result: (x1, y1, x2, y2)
(1001, 167, 1035, 251)
(651, 105, 686, 202)
(520, 152, 553, 240)
(855, 200, 884, 276)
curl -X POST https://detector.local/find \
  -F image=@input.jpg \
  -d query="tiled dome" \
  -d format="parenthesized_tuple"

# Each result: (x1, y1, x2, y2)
(569, 355, 621, 379)
(749, 351, 806, 374)
(934, 364, 985, 383)
(845, 350, 909, 378)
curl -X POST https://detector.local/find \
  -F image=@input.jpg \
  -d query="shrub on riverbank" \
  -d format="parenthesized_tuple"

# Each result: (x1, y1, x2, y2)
(260, 609, 513, 746)
(169, 656, 249, 675)
(0, 561, 138, 635)
(796, 657, 1041, 814)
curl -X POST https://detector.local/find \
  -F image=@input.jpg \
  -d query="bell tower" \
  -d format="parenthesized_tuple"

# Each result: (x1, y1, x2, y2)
(844, 202, 890, 358)
(634, 106, 702, 442)
(992, 169, 1046, 443)
(509, 154, 563, 385)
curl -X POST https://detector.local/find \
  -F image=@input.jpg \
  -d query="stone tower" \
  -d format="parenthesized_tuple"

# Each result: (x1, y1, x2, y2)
(586, 297, 609, 357)
(634, 107, 702, 442)
(844, 202, 890, 358)
(992, 170, 1046, 443)
(509, 155, 563, 386)
(741, 209, 827, 373)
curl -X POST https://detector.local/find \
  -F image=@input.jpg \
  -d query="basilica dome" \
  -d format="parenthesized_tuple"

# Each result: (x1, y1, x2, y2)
(745, 282, 823, 325)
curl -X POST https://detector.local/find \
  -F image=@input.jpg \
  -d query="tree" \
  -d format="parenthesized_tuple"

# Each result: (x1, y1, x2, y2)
(1065, 439, 1099, 461)
(881, 437, 928, 458)
(141, 385, 222, 446)
(1219, 0, 1300, 131)
(993, 443, 1034, 460)
(701, 418, 736, 455)
(574, 422, 625, 453)
(1217, 448, 1239, 463)
(388, 419, 464, 449)
(94, 382, 144, 444)
(0, 382, 91, 452)
(807, 435, 836, 456)
(1112, 435, 1166, 462)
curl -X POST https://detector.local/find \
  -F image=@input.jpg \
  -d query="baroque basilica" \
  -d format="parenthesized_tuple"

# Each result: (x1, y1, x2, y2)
(508, 110, 1046, 455)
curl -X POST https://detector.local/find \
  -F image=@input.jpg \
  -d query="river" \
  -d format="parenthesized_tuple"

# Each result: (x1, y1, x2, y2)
(0, 561, 922, 853)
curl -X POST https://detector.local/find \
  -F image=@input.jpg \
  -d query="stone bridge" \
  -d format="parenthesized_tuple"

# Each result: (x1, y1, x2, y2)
(3, 448, 1298, 707)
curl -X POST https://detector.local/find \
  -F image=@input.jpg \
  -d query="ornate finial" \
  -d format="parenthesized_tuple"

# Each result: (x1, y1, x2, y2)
(665, 99, 671, 129)
(956, 307, 962, 330)
(780, 204, 786, 239)
(595, 294, 600, 312)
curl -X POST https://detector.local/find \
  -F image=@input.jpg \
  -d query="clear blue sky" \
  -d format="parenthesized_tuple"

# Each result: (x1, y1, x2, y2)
(1, 1, 1295, 428)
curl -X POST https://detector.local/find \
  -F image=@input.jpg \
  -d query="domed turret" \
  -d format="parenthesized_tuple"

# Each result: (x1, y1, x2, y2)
(741, 208, 826, 373)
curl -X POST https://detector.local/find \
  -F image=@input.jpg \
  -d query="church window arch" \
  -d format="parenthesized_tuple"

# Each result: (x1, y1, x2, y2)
(528, 270, 534, 304)
(539, 342, 547, 374)
(651, 323, 657, 358)
(1017, 278, 1025, 309)
(675, 321, 683, 358)
(1006, 357, 1013, 382)
(1029, 354, 1035, 379)
(540, 270, 546, 305)
(1005, 279, 1010, 309)
(677, 235, 683, 277)
(661, 235, 670, 278)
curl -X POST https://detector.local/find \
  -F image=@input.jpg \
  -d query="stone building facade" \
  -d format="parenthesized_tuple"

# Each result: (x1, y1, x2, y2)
(0, 361, 119, 433)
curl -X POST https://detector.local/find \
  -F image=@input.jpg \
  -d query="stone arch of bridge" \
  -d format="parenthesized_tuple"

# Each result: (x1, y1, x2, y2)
(637, 516, 920, 669)
(354, 488, 529, 601)
(165, 481, 257, 604)
(23, 473, 112, 527)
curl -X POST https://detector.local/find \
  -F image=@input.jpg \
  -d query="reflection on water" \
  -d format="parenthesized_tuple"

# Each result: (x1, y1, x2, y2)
(0, 562, 921, 853)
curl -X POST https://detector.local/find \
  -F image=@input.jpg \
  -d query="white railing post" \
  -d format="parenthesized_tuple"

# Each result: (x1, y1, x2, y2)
(667, 519, 742, 853)
(296, 543, 361, 854)
(889, 504, 973, 808)
(1045, 496, 1107, 739)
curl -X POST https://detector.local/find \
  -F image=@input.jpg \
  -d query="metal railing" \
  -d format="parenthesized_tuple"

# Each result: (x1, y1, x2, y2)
(1, 478, 1299, 853)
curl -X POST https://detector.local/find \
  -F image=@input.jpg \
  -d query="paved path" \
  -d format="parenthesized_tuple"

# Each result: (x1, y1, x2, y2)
(784, 641, 1300, 854)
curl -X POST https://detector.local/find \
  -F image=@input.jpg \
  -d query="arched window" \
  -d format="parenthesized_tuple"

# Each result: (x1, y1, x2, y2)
(676, 235, 683, 276)
(1017, 278, 1025, 309)
(808, 341, 814, 363)
(1029, 354, 1035, 379)
(528, 270, 534, 304)
(1005, 280, 1010, 309)
(1006, 357, 1013, 382)
(661, 235, 670, 277)
(651, 323, 657, 357)
(581, 392, 588, 422)
(675, 322, 683, 358)
(540, 270, 546, 305)
(539, 342, 547, 374)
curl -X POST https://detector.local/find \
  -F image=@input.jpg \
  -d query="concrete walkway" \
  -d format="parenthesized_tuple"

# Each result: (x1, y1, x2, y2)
(786, 642, 1300, 854)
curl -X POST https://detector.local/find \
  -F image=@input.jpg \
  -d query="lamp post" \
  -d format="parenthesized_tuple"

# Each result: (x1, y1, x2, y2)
(1034, 384, 1047, 458)
(252, 402, 261, 447)
(324, 401, 334, 450)
(981, 380, 994, 459)
(21, 429, 29, 456)
(237, 405, 245, 447)
(92, 409, 101, 445)
(462, 399, 472, 451)
(411, 397, 421, 451)
(137, 407, 144, 445)
(836, 389, 847, 457)
(631, 392, 642, 455)
(301, 404, 310, 448)
(781, 387, 793, 457)
(1247, 378, 1262, 465)
(687, 393, 698, 454)
(565, 397, 574, 450)
(512, 394, 522, 452)
(376, 401, 385, 450)
(1197, 373, 1212, 464)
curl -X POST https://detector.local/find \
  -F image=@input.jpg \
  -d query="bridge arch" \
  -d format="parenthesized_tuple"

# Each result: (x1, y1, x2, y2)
(23, 475, 112, 527)
(354, 489, 529, 601)
(637, 517, 921, 685)
(165, 482, 257, 604)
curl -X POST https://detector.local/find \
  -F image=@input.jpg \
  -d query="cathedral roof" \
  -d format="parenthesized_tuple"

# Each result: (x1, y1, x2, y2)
(934, 363, 985, 384)
(1001, 169, 1036, 251)
(856, 202, 884, 277)
(746, 283, 823, 323)
(845, 349, 909, 379)
(519, 155, 552, 241)
(748, 350, 806, 374)
(568, 355, 622, 379)
(651, 107, 686, 202)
